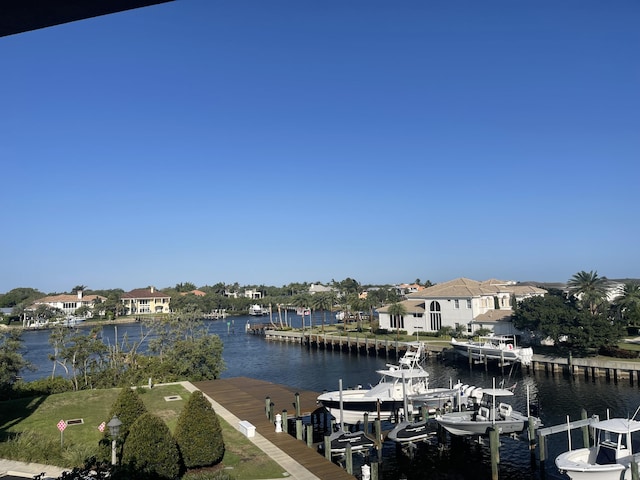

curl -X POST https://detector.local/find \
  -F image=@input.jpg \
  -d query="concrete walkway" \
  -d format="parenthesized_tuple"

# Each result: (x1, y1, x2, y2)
(0, 459, 68, 479)
(180, 381, 321, 480)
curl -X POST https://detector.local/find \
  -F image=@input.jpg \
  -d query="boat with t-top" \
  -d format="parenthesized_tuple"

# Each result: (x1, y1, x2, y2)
(435, 384, 541, 437)
(555, 415, 640, 480)
(317, 342, 462, 424)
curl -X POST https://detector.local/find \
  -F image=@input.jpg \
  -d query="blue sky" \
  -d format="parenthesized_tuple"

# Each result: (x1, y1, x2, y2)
(2, 0, 638, 294)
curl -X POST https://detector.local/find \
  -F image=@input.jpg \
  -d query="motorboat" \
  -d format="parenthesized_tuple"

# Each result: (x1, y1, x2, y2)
(555, 417, 640, 480)
(450, 334, 534, 366)
(248, 304, 264, 316)
(317, 342, 461, 424)
(386, 419, 433, 443)
(435, 386, 541, 437)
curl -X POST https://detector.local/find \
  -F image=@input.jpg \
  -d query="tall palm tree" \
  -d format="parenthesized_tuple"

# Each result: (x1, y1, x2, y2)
(387, 302, 407, 340)
(311, 292, 333, 333)
(567, 270, 609, 316)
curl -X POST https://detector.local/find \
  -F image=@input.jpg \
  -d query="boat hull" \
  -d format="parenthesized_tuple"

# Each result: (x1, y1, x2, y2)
(555, 448, 630, 480)
(450, 337, 534, 366)
(436, 411, 526, 437)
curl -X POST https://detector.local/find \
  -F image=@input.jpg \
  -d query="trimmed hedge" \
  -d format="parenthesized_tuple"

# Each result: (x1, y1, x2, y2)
(174, 391, 225, 469)
(122, 412, 182, 479)
(109, 387, 148, 439)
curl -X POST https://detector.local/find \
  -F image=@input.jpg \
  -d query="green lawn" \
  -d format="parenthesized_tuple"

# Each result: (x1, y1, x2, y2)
(0, 384, 286, 479)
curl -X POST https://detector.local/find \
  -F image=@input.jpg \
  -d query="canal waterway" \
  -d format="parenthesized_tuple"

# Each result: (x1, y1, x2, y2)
(15, 315, 640, 479)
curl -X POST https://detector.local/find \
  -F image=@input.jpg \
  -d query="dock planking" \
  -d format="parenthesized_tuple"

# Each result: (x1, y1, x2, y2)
(195, 377, 358, 480)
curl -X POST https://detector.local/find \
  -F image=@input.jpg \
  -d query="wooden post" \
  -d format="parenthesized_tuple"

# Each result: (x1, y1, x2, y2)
(489, 427, 500, 480)
(295, 392, 301, 417)
(346, 443, 353, 475)
(363, 412, 369, 434)
(568, 351, 573, 376)
(282, 410, 288, 434)
(538, 432, 547, 478)
(371, 461, 379, 480)
(296, 418, 303, 440)
(265, 396, 271, 419)
(375, 419, 382, 452)
(324, 434, 331, 460)
(581, 409, 590, 447)
(306, 424, 313, 447)
(269, 402, 274, 422)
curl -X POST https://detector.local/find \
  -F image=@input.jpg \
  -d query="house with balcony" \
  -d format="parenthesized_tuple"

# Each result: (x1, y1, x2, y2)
(121, 286, 171, 315)
(32, 290, 106, 318)
(377, 278, 546, 336)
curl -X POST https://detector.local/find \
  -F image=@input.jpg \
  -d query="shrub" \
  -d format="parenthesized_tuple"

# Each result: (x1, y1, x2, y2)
(109, 387, 148, 439)
(122, 412, 182, 479)
(174, 391, 225, 469)
(15, 377, 74, 396)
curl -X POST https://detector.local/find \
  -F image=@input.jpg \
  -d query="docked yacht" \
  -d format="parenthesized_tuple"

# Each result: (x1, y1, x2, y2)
(450, 334, 534, 366)
(317, 342, 461, 424)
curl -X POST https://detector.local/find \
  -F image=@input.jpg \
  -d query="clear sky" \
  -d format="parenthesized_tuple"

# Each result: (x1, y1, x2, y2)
(1, 0, 638, 294)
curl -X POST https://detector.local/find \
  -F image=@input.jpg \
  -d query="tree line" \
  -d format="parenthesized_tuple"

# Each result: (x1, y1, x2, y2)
(513, 270, 640, 355)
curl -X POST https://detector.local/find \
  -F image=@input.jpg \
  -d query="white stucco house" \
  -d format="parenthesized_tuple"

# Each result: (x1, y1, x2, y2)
(377, 278, 547, 336)
(32, 290, 106, 318)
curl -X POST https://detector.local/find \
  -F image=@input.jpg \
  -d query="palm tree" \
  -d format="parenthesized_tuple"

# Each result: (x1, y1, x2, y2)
(567, 270, 609, 315)
(311, 292, 333, 333)
(387, 302, 407, 340)
(614, 282, 640, 326)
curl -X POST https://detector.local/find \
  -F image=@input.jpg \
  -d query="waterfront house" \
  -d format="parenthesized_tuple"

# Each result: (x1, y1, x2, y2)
(377, 278, 546, 336)
(31, 290, 106, 318)
(121, 286, 171, 315)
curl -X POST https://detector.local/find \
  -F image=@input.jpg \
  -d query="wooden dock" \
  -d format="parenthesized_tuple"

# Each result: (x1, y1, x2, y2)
(194, 377, 357, 480)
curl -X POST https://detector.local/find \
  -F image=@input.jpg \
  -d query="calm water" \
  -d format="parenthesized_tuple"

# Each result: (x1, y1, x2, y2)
(16, 315, 640, 480)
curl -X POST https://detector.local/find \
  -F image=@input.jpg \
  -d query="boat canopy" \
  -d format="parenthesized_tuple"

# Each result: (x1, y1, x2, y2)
(593, 418, 640, 434)
(480, 388, 515, 397)
(376, 368, 429, 379)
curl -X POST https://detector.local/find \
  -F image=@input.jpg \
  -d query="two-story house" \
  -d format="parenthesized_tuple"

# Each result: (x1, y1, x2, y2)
(377, 278, 546, 336)
(121, 286, 171, 315)
(32, 290, 106, 318)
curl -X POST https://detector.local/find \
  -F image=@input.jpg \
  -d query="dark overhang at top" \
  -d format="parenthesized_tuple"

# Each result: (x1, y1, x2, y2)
(0, 0, 175, 38)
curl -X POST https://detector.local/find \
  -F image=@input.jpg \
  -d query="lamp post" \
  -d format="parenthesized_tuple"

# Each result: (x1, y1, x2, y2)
(107, 415, 122, 466)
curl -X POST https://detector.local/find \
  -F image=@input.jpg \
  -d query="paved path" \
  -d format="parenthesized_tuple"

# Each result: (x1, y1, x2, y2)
(0, 459, 68, 479)
(180, 381, 323, 480)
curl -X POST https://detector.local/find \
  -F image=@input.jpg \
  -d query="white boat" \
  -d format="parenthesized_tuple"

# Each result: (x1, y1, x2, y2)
(450, 334, 534, 366)
(435, 387, 541, 437)
(317, 342, 462, 424)
(555, 417, 640, 480)
(335, 311, 345, 321)
(248, 304, 264, 316)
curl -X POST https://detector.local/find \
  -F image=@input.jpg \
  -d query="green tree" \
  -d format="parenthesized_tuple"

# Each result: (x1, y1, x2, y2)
(0, 330, 31, 397)
(311, 292, 333, 332)
(567, 270, 609, 316)
(174, 391, 224, 469)
(109, 387, 148, 440)
(122, 413, 182, 480)
(613, 282, 640, 326)
(387, 302, 407, 339)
